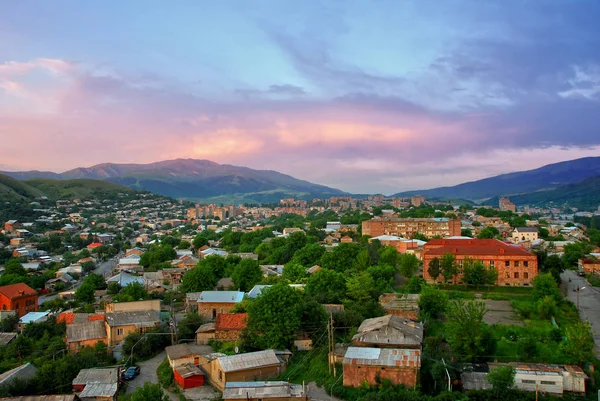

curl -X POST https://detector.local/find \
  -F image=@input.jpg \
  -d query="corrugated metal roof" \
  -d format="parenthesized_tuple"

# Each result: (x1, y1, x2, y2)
(352, 315, 423, 346)
(0, 362, 37, 385)
(218, 350, 280, 373)
(67, 320, 107, 343)
(166, 344, 195, 360)
(0, 332, 17, 345)
(72, 368, 119, 385)
(343, 347, 421, 367)
(79, 382, 118, 398)
(105, 310, 160, 327)
(20, 311, 50, 324)
(223, 381, 305, 399)
(174, 364, 204, 379)
(198, 291, 244, 303)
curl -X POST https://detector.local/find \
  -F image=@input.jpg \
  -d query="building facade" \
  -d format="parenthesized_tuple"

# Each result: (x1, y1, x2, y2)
(362, 218, 461, 239)
(422, 239, 538, 286)
(0, 283, 38, 317)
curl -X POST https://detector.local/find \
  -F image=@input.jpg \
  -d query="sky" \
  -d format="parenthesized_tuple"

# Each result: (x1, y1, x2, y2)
(1, 0, 599, 194)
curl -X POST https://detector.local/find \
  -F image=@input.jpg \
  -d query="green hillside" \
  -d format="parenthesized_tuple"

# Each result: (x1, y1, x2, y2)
(25, 178, 136, 200)
(0, 173, 45, 202)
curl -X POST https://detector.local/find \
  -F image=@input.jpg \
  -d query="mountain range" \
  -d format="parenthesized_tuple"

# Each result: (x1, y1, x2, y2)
(1, 159, 347, 204)
(394, 157, 600, 201)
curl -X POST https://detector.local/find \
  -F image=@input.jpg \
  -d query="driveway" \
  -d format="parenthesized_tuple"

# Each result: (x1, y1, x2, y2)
(562, 270, 600, 357)
(125, 351, 179, 401)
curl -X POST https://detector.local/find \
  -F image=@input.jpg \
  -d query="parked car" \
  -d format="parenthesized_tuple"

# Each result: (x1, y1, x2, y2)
(578, 270, 586, 277)
(123, 366, 140, 380)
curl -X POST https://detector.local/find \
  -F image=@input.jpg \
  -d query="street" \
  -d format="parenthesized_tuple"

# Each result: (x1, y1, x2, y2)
(125, 351, 179, 401)
(562, 270, 600, 357)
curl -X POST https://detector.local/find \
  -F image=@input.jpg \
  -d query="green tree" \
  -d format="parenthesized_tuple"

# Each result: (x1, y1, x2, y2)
(75, 283, 95, 304)
(4, 258, 26, 276)
(461, 229, 473, 237)
(320, 243, 362, 272)
(282, 263, 307, 283)
(352, 250, 372, 271)
(231, 258, 262, 291)
(561, 321, 595, 365)
(462, 259, 497, 287)
(346, 271, 375, 304)
(427, 257, 441, 282)
(406, 276, 427, 294)
(114, 282, 149, 302)
(305, 269, 347, 304)
(378, 246, 398, 267)
(563, 242, 593, 268)
(487, 365, 515, 394)
(289, 243, 325, 267)
(445, 300, 490, 362)
(122, 382, 169, 401)
(440, 253, 458, 283)
(177, 313, 204, 340)
(477, 226, 499, 239)
(81, 260, 96, 274)
(398, 253, 420, 277)
(180, 263, 217, 292)
(532, 273, 560, 301)
(84, 273, 106, 290)
(418, 286, 448, 319)
(243, 283, 304, 349)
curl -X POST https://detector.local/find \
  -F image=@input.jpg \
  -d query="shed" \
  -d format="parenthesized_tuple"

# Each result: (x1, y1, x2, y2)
(174, 364, 205, 389)
(196, 322, 216, 345)
(78, 382, 118, 401)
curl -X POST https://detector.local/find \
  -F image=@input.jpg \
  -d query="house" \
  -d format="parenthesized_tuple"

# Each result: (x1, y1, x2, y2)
(106, 272, 144, 288)
(125, 248, 144, 257)
(340, 236, 353, 243)
(20, 311, 50, 329)
(3, 220, 20, 233)
(342, 347, 420, 388)
(174, 364, 205, 389)
(491, 363, 586, 394)
(207, 349, 287, 391)
(104, 301, 161, 346)
(185, 292, 203, 313)
(46, 275, 74, 291)
(0, 283, 38, 317)
(165, 344, 202, 369)
(195, 322, 216, 345)
(379, 293, 420, 321)
(117, 255, 141, 272)
(0, 332, 17, 346)
(196, 291, 245, 320)
(512, 227, 539, 244)
(223, 381, 309, 401)
(66, 320, 107, 352)
(579, 258, 600, 274)
(0, 396, 79, 401)
(0, 362, 37, 389)
(351, 315, 423, 349)
(260, 265, 283, 277)
(215, 313, 247, 341)
(171, 255, 199, 269)
(72, 368, 119, 400)
(422, 239, 538, 286)
(162, 268, 186, 286)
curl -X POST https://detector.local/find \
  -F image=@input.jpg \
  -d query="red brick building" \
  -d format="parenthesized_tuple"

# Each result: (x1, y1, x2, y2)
(0, 283, 38, 317)
(423, 239, 538, 286)
(362, 218, 461, 238)
(343, 347, 420, 388)
(215, 313, 247, 341)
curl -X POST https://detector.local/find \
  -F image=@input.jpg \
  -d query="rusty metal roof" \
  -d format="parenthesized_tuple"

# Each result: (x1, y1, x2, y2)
(218, 350, 281, 373)
(352, 315, 423, 347)
(343, 347, 421, 367)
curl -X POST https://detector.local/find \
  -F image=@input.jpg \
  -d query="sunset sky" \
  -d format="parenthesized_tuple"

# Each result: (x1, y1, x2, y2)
(1, 1, 599, 194)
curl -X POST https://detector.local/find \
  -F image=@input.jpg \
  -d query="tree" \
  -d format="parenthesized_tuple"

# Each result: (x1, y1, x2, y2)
(477, 226, 499, 239)
(84, 273, 106, 290)
(290, 243, 325, 267)
(462, 260, 497, 287)
(75, 283, 95, 304)
(398, 253, 420, 278)
(427, 257, 441, 282)
(243, 283, 304, 349)
(352, 250, 372, 271)
(563, 242, 593, 268)
(320, 243, 362, 272)
(561, 321, 595, 365)
(177, 313, 204, 340)
(461, 229, 473, 237)
(532, 273, 560, 301)
(406, 276, 427, 294)
(418, 286, 448, 319)
(114, 282, 150, 302)
(440, 253, 458, 283)
(81, 261, 96, 274)
(122, 382, 169, 401)
(378, 246, 398, 267)
(231, 259, 262, 292)
(487, 365, 515, 394)
(305, 269, 347, 304)
(282, 263, 307, 283)
(445, 300, 491, 362)
(346, 271, 375, 304)
(180, 264, 217, 292)
(4, 259, 26, 276)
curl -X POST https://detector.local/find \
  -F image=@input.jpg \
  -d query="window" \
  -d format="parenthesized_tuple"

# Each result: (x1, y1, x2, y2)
(15, 302, 19, 309)
(524, 272, 529, 279)
(219, 370, 223, 381)
(117, 328, 124, 336)
(522, 380, 536, 384)
(514, 272, 519, 279)
(514, 261, 520, 267)
(505, 272, 510, 279)
(505, 261, 510, 267)
(540, 381, 556, 385)
(524, 261, 529, 267)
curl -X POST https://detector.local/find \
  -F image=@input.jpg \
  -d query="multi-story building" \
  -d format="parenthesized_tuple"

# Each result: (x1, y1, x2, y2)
(512, 227, 539, 243)
(0, 283, 38, 317)
(422, 238, 538, 286)
(362, 217, 461, 238)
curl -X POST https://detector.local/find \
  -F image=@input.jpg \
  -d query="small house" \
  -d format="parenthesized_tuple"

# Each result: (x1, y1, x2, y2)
(351, 315, 423, 349)
(174, 364, 205, 389)
(196, 291, 245, 321)
(66, 320, 107, 352)
(223, 381, 309, 401)
(215, 313, 247, 341)
(343, 347, 421, 389)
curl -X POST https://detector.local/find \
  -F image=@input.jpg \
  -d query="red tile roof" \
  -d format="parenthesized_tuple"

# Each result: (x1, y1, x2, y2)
(424, 239, 534, 257)
(215, 313, 248, 331)
(0, 283, 37, 299)
(87, 242, 103, 249)
(58, 312, 75, 324)
(88, 314, 105, 322)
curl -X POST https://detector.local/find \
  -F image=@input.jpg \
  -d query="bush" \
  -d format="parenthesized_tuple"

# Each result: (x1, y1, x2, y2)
(157, 358, 173, 388)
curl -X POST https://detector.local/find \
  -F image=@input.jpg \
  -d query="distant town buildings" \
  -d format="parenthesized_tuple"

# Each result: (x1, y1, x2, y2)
(362, 217, 461, 238)
(499, 197, 516, 212)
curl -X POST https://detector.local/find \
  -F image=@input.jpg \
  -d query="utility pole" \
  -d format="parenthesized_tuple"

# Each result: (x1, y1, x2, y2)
(327, 312, 332, 374)
(329, 312, 336, 377)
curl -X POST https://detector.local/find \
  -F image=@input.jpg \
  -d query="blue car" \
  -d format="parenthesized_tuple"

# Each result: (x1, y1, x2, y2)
(123, 366, 140, 380)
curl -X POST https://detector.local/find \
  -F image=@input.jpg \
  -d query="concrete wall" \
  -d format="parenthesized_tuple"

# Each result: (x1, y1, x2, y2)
(105, 299, 160, 313)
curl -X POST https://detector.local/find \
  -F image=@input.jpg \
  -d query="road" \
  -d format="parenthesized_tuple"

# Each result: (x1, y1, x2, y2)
(38, 255, 118, 305)
(562, 270, 600, 357)
(125, 351, 179, 401)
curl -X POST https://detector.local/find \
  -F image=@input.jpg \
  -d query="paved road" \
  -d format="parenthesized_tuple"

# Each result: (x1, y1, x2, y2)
(308, 381, 342, 401)
(562, 270, 600, 357)
(126, 351, 179, 401)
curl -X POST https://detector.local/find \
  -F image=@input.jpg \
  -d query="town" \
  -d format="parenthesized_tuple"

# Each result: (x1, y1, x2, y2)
(0, 188, 599, 401)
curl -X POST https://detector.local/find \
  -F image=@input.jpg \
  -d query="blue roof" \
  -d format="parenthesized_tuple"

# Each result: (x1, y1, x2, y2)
(198, 291, 244, 303)
(20, 311, 50, 324)
(107, 272, 144, 287)
(247, 285, 271, 299)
